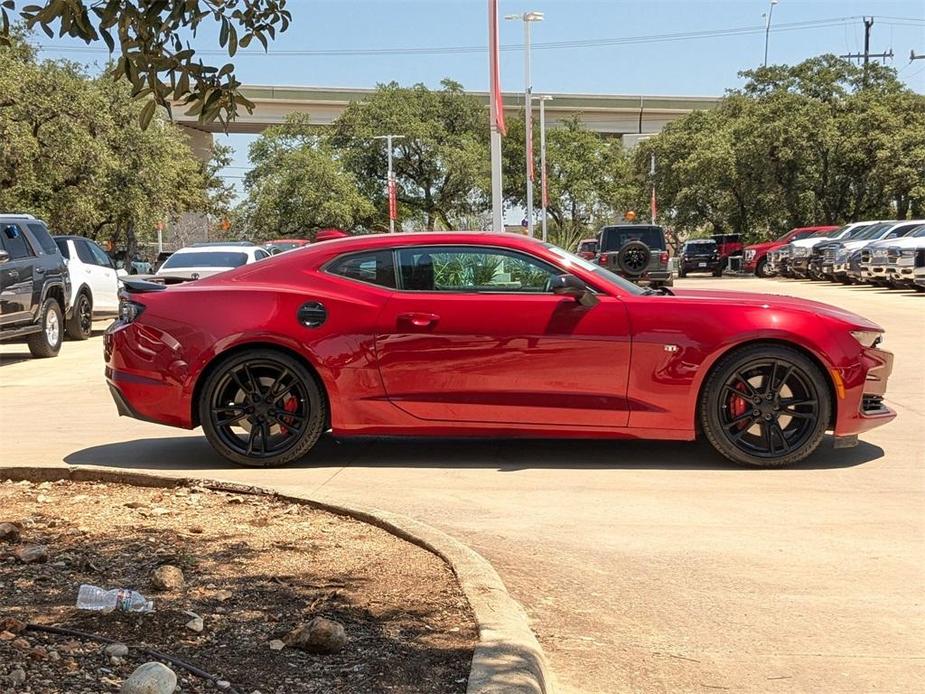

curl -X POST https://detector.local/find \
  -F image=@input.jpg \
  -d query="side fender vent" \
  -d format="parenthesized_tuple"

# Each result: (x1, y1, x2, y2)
(298, 301, 327, 328)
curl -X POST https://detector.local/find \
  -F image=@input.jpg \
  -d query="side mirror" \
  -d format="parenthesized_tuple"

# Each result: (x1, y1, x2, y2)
(0, 249, 9, 264)
(550, 274, 598, 307)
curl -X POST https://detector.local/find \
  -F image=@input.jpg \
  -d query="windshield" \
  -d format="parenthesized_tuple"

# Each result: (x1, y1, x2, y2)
(544, 243, 646, 296)
(599, 226, 665, 252)
(160, 251, 248, 269)
(854, 223, 894, 240)
(267, 241, 302, 252)
(910, 225, 925, 237)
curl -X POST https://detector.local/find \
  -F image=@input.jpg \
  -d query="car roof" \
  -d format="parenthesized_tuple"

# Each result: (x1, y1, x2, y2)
(173, 245, 259, 253)
(286, 231, 539, 252)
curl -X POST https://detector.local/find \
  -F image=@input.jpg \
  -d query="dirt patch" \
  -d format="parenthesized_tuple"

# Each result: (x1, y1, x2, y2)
(0, 479, 476, 692)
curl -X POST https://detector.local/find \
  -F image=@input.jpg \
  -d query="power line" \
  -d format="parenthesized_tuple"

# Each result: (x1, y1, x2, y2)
(33, 16, 907, 58)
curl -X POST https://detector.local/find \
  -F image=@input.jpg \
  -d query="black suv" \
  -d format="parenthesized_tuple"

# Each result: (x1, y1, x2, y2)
(596, 224, 672, 287)
(678, 239, 722, 277)
(0, 215, 71, 357)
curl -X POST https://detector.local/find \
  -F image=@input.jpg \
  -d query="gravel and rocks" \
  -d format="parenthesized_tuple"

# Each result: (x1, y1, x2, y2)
(0, 479, 476, 692)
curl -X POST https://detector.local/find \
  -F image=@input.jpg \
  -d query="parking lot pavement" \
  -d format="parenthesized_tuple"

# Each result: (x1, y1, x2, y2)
(1, 278, 923, 694)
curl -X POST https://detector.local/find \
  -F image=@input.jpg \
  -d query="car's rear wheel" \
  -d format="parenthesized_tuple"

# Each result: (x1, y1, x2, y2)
(699, 344, 830, 467)
(199, 349, 326, 467)
(66, 291, 93, 340)
(27, 298, 63, 358)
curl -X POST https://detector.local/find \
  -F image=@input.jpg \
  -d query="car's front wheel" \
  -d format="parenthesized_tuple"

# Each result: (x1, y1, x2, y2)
(699, 344, 830, 467)
(755, 257, 769, 278)
(199, 349, 327, 467)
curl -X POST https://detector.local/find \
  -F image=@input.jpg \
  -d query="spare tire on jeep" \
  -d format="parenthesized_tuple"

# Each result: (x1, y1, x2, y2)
(617, 240, 651, 276)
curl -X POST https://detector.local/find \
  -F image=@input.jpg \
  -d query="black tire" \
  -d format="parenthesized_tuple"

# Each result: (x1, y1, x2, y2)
(199, 349, 327, 467)
(755, 257, 769, 278)
(66, 290, 93, 340)
(617, 241, 651, 277)
(678, 267, 687, 278)
(27, 298, 63, 358)
(712, 267, 723, 277)
(699, 344, 830, 467)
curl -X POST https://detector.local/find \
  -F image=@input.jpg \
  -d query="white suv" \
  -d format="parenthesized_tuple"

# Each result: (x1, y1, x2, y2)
(53, 236, 119, 340)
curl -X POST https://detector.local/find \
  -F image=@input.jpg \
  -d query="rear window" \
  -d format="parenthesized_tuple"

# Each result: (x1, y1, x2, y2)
(26, 222, 59, 255)
(684, 241, 716, 251)
(578, 240, 598, 253)
(54, 238, 70, 258)
(161, 251, 248, 269)
(599, 226, 665, 252)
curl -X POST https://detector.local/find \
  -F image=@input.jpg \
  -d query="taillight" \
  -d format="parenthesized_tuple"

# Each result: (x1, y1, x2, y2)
(659, 251, 669, 265)
(118, 297, 146, 323)
(598, 253, 609, 265)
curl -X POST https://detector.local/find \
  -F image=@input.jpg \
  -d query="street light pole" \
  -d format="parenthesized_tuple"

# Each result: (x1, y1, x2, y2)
(507, 11, 544, 238)
(373, 134, 404, 233)
(763, 0, 779, 67)
(534, 95, 552, 242)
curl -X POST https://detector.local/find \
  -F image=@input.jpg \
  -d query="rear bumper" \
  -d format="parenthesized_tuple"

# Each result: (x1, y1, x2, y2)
(104, 321, 195, 429)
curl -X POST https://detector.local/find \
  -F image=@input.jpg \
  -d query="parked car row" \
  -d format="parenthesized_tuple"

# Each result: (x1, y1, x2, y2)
(760, 220, 925, 290)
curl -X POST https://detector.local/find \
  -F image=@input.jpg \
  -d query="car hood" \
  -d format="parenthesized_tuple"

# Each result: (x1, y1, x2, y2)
(670, 289, 881, 330)
(744, 241, 779, 253)
(791, 237, 837, 248)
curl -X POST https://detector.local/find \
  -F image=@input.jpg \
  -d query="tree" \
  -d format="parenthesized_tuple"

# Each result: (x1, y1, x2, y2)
(634, 56, 925, 242)
(504, 115, 634, 250)
(240, 115, 374, 238)
(0, 37, 225, 255)
(330, 80, 489, 231)
(0, 2, 291, 125)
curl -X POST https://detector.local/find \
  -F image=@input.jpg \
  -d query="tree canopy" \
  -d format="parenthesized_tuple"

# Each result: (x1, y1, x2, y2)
(0, 36, 229, 253)
(636, 56, 925, 242)
(0, 1, 291, 125)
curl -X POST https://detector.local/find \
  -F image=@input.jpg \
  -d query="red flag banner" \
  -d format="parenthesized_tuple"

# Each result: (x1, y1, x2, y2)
(650, 185, 657, 224)
(489, 0, 506, 136)
(388, 177, 398, 222)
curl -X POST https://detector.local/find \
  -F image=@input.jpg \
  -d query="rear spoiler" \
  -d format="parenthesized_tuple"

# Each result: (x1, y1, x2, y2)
(119, 277, 167, 293)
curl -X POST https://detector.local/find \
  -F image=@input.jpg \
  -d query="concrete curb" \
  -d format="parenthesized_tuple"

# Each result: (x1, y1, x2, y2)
(0, 466, 555, 694)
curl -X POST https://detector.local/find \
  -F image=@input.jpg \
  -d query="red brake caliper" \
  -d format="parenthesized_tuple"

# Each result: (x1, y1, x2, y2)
(279, 397, 299, 436)
(729, 384, 748, 429)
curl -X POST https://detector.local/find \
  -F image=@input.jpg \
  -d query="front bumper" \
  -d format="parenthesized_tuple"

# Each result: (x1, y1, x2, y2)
(834, 346, 896, 437)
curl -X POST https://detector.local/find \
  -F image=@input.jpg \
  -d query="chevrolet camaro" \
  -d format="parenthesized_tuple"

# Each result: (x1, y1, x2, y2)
(104, 232, 895, 468)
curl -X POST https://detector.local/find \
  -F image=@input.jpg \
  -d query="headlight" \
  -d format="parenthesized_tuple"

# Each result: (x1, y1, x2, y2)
(850, 330, 883, 348)
(118, 298, 146, 323)
(901, 249, 916, 257)
(793, 246, 810, 257)
(873, 248, 888, 258)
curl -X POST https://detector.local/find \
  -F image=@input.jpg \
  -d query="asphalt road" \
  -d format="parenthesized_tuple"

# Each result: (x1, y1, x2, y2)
(2, 276, 923, 693)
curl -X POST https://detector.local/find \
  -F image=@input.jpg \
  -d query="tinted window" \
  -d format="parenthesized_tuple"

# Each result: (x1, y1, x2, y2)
(791, 231, 815, 241)
(397, 247, 558, 293)
(1, 224, 33, 259)
(683, 241, 716, 253)
(54, 238, 70, 259)
(578, 241, 597, 253)
(599, 226, 665, 252)
(87, 240, 112, 267)
(26, 222, 58, 254)
(328, 250, 396, 288)
(160, 251, 248, 269)
(885, 223, 920, 239)
(254, 249, 270, 261)
(75, 239, 96, 264)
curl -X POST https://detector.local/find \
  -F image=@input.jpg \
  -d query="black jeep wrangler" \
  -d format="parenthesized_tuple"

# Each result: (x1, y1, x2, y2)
(0, 215, 71, 358)
(595, 224, 672, 287)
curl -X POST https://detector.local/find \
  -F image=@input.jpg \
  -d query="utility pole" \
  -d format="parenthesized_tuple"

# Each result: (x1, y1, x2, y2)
(762, 0, 779, 67)
(506, 11, 544, 238)
(911, 50, 925, 61)
(534, 95, 552, 242)
(373, 135, 404, 233)
(840, 17, 894, 86)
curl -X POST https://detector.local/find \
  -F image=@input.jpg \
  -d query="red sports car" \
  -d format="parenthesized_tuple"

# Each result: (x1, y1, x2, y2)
(105, 232, 895, 468)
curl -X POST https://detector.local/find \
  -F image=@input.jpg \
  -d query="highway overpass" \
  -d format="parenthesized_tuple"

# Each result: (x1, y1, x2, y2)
(176, 85, 720, 154)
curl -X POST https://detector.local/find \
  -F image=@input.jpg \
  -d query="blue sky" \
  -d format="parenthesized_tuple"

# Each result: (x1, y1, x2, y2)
(34, 0, 925, 190)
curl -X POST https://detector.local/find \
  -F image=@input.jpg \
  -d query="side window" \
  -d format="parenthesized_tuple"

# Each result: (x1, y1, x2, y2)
(328, 250, 396, 288)
(75, 240, 96, 264)
(396, 246, 558, 293)
(87, 241, 113, 267)
(54, 238, 70, 259)
(792, 231, 812, 241)
(26, 222, 58, 255)
(1, 224, 34, 259)
(254, 249, 269, 261)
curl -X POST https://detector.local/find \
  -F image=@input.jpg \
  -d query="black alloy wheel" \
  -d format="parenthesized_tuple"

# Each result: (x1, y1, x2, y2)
(67, 292, 93, 340)
(199, 350, 326, 467)
(700, 345, 830, 467)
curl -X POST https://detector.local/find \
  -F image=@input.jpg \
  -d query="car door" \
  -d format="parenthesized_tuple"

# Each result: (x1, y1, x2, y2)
(0, 223, 37, 326)
(375, 245, 632, 428)
(84, 239, 120, 312)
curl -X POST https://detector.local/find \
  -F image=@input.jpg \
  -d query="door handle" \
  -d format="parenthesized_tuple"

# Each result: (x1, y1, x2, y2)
(397, 312, 440, 328)
(35, 267, 45, 274)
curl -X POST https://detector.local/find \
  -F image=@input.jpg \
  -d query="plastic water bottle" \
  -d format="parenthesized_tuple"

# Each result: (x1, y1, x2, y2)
(76, 584, 153, 613)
